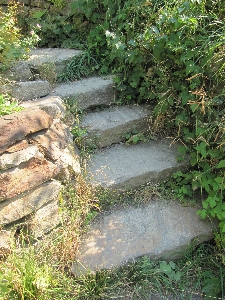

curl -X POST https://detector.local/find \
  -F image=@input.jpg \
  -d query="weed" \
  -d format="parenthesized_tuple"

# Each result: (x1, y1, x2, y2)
(58, 50, 100, 83)
(0, 93, 23, 116)
(123, 130, 147, 145)
(38, 62, 57, 85)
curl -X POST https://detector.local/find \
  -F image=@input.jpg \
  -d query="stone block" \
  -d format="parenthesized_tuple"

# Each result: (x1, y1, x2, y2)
(51, 76, 116, 110)
(3, 61, 33, 82)
(0, 180, 62, 226)
(27, 48, 83, 76)
(11, 80, 50, 101)
(0, 144, 42, 170)
(30, 198, 61, 238)
(80, 105, 152, 148)
(0, 157, 60, 201)
(30, 119, 81, 176)
(0, 108, 53, 154)
(87, 140, 189, 191)
(72, 199, 217, 275)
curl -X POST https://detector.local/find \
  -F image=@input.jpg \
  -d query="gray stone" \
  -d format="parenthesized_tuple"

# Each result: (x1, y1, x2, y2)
(0, 180, 62, 226)
(4, 61, 33, 81)
(87, 140, 189, 192)
(27, 48, 83, 76)
(80, 105, 152, 148)
(11, 80, 50, 101)
(30, 198, 61, 238)
(72, 199, 216, 274)
(20, 96, 66, 119)
(50, 76, 116, 110)
(0, 144, 42, 170)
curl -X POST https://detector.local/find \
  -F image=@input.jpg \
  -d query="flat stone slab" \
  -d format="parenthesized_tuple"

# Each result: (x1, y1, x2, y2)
(30, 198, 61, 238)
(50, 76, 116, 110)
(87, 140, 189, 191)
(80, 105, 152, 148)
(0, 157, 60, 201)
(0, 144, 42, 171)
(11, 80, 50, 101)
(21, 96, 66, 119)
(27, 48, 83, 76)
(0, 109, 53, 154)
(72, 200, 216, 274)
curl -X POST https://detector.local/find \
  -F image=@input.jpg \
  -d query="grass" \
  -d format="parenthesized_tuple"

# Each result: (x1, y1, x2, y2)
(1, 177, 224, 299)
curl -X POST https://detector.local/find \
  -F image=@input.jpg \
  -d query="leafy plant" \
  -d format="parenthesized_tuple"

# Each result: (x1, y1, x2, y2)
(123, 130, 147, 145)
(22, 10, 88, 49)
(74, 0, 225, 245)
(0, 93, 23, 115)
(0, 2, 40, 71)
(58, 50, 100, 82)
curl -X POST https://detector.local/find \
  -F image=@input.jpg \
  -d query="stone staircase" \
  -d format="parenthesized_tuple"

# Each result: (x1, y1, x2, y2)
(0, 49, 216, 272)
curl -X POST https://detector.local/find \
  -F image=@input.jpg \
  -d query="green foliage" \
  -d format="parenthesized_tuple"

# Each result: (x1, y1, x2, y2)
(23, 9, 88, 49)
(0, 3, 39, 71)
(123, 129, 147, 145)
(0, 93, 23, 115)
(48, 0, 65, 10)
(59, 50, 100, 82)
(0, 245, 54, 299)
(75, 0, 225, 244)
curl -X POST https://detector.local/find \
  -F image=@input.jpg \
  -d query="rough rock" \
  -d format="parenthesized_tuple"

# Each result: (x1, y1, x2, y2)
(4, 61, 33, 81)
(20, 96, 66, 119)
(10, 80, 50, 101)
(0, 180, 62, 226)
(0, 229, 11, 258)
(27, 48, 83, 76)
(87, 140, 189, 191)
(0, 144, 42, 170)
(80, 105, 152, 148)
(0, 157, 60, 201)
(0, 109, 53, 154)
(72, 199, 216, 274)
(30, 198, 61, 238)
(51, 76, 116, 110)
(30, 119, 81, 176)
(11, 80, 50, 101)
(6, 140, 29, 153)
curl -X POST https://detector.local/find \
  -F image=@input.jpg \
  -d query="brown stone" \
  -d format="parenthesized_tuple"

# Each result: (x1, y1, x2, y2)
(30, 119, 81, 176)
(0, 144, 42, 171)
(6, 140, 29, 153)
(0, 109, 53, 154)
(0, 157, 60, 201)
(31, 119, 72, 159)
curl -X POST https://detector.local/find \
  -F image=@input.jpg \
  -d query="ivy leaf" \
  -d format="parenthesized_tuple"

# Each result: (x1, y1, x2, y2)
(216, 160, 225, 168)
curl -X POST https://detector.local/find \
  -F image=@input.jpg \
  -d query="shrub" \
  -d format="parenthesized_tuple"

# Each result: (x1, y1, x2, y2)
(75, 0, 225, 244)
(0, 2, 39, 71)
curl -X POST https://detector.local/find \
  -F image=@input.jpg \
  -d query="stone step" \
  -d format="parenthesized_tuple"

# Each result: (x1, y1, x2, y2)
(72, 199, 216, 275)
(80, 105, 152, 148)
(50, 76, 116, 110)
(27, 48, 83, 76)
(87, 140, 189, 192)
